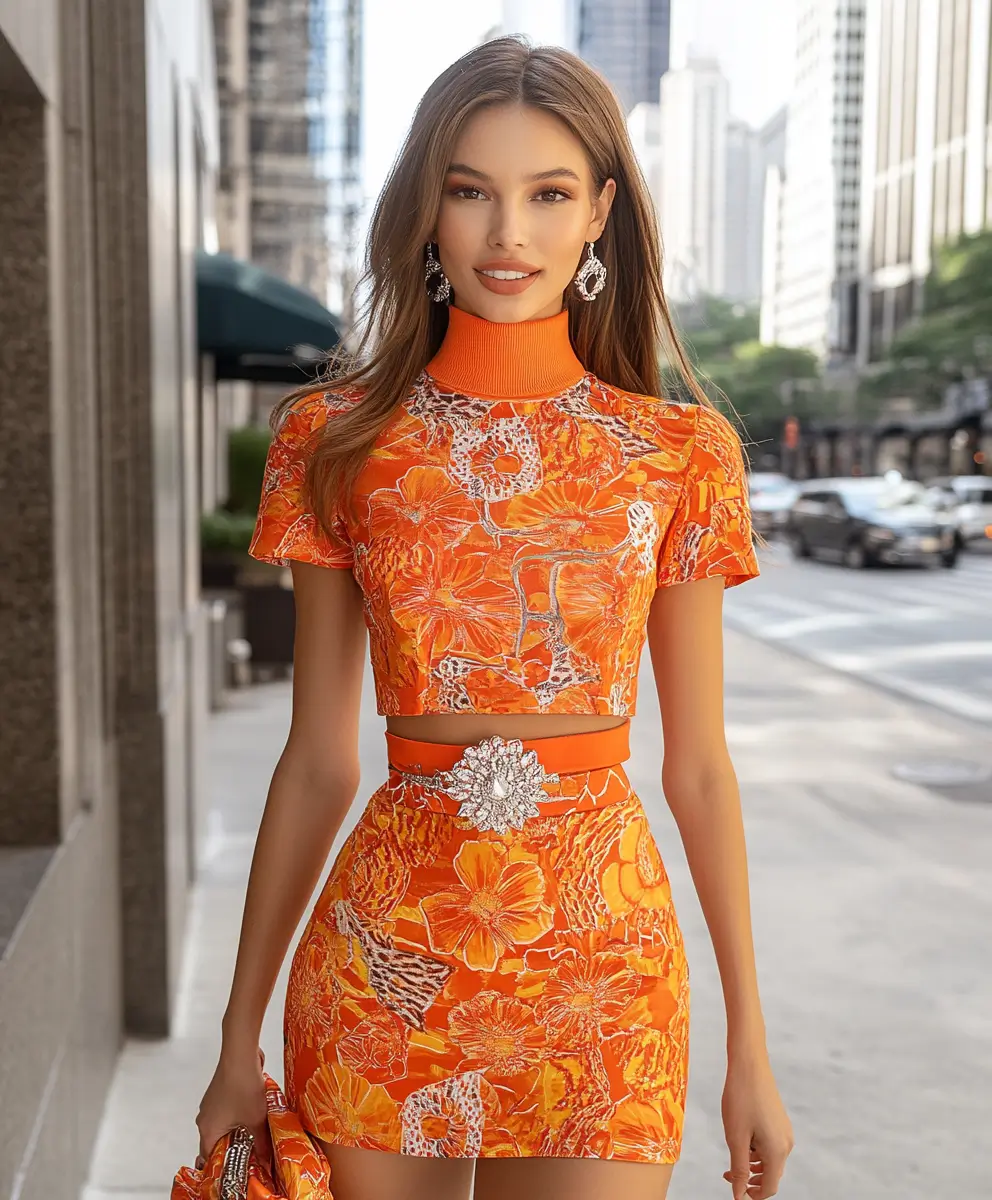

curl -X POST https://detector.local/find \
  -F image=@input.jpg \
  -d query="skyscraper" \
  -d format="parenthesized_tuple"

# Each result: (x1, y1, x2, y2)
(720, 105, 787, 315)
(658, 58, 729, 300)
(857, 0, 992, 364)
(573, 0, 672, 112)
(762, 0, 866, 360)
(213, 0, 362, 312)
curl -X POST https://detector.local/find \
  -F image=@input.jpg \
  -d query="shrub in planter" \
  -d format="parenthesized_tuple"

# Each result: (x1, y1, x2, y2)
(227, 424, 273, 515)
(201, 423, 273, 589)
(200, 510, 256, 589)
(201, 509, 259, 555)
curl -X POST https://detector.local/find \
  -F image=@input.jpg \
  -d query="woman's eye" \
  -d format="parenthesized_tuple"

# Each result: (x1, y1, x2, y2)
(536, 188, 571, 203)
(453, 185, 486, 200)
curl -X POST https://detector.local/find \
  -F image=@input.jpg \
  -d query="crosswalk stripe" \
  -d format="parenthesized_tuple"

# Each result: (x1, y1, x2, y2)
(857, 673, 992, 723)
(819, 641, 992, 672)
(736, 547, 991, 723)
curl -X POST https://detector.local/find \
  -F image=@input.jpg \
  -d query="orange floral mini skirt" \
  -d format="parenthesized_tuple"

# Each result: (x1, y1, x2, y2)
(284, 721, 689, 1164)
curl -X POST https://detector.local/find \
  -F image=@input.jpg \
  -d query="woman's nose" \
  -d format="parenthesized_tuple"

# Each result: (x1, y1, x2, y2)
(488, 200, 529, 249)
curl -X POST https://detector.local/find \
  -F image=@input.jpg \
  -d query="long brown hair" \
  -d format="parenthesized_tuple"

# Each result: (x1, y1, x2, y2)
(277, 35, 712, 527)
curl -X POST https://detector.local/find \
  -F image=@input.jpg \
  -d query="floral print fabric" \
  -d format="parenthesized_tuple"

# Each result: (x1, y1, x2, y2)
(249, 374, 758, 716)
(171, 1072, 332, 1200)
(284, 767, 689, 1164)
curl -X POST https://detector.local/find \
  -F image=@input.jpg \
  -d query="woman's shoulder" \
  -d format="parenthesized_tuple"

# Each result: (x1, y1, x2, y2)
(598, 381, 743, 451)
(593, 379, 698, 444)
(275, 384, 365, 441)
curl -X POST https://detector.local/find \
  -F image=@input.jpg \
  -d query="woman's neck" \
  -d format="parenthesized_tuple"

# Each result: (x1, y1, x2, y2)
(425, 305, 587, 400)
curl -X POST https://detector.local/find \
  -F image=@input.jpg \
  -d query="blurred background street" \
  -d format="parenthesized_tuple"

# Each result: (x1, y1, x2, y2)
(727, 543, 992, 722)
(1, 0, 990, 1198)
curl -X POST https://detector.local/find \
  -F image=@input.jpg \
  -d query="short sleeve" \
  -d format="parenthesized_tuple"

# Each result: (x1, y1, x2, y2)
(656, 405, 759, 589)
(248, 393, 355, 570)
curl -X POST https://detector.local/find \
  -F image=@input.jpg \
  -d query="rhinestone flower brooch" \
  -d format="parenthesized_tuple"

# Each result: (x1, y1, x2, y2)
(436, 736, 560, 834)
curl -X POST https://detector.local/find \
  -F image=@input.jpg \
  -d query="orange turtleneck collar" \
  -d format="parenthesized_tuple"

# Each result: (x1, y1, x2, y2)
(425, 305, 588, 400)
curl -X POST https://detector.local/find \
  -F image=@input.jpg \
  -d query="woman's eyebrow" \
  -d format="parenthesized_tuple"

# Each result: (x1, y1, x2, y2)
(447, 162, 581, 183)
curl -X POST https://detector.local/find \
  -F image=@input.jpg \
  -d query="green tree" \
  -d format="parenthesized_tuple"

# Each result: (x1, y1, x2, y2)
(670, 297, 824, 448)
(863, 229, 992, 408)
(676, 295, 759, 359)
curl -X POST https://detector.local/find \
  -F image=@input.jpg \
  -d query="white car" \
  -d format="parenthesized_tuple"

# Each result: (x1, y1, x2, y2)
(927, 477, 992, 547)
(747, 472, 800, 537)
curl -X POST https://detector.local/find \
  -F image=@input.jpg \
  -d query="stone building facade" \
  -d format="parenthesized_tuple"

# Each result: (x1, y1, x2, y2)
(0, 1, 217, 1196)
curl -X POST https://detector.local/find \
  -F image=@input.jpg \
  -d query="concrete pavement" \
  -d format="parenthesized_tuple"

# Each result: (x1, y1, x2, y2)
(82, 628, 992, 1200)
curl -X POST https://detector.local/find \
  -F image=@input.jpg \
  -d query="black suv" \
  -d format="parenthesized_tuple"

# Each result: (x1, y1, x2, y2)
(788, 478, 959, 569)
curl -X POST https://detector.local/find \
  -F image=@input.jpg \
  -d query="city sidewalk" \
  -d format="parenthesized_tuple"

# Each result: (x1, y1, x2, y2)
(82, 630, 991, 1200)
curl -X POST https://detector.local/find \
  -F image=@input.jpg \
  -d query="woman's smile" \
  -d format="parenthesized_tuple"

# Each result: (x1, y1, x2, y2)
(475, 263, 543, 295)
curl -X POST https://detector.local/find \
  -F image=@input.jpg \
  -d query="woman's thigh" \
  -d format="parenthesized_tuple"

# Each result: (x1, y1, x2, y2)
(474, 1157, 675, 1200)
(316, 1141, 474, 1200)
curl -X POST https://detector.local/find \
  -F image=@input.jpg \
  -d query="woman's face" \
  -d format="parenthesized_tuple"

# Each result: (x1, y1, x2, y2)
(434, 104, 616, 323)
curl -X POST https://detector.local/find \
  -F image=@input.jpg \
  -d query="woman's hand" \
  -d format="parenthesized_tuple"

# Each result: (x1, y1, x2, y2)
(194, 1046, 269, 1170)
(721, 1051, 794, 1198)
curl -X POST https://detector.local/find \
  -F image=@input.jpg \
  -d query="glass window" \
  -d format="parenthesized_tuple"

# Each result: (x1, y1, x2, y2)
(901, 0, 919, 163)
(932, 155, 948, 243)
(986, 155, 992, 229)
(946, 148, 965, 239)
(934, 0, 953, 146)
(885, 178, 900, 266)
(893, 280, 915, 334)
(873, 185, 886, 270)
(898, 174, 914, 263)
(950, 0, 971, 139)
(877, 0, 893, 171)
(869, 289, 887, 362)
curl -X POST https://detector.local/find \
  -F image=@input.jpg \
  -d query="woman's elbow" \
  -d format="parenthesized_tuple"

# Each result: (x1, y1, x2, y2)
(661, 753, 738, 810)
(274, 740, 362, 809)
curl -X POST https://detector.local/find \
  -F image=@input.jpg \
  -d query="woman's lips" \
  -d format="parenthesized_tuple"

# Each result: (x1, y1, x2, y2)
(474, 268, 542, 295)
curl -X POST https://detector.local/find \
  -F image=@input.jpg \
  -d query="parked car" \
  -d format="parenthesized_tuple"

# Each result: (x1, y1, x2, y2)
(926, 475, 992, 548)
(787, 477, 959, 568)
(748, 472, 801, 537)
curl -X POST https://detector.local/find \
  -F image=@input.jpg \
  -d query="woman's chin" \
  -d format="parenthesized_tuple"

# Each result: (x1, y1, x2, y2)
(453, 286, 564, 323)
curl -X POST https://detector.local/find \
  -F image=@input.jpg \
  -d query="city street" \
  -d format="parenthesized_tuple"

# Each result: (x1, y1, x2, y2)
(725, 541, 992, 725)
(6, 2, 992, 1198)
(83, 624, 991, 1200)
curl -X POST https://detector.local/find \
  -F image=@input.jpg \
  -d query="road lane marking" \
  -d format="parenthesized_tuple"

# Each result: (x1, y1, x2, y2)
(738, 593, 826, 616)
(819, 641, 992, 672)
(865, 673, 992, 723)
(727, 606, 947, 638)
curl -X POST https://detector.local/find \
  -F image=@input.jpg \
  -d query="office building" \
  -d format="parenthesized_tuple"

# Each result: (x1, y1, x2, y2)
(327, 0, 363, 321)
(0, 1, 218, 1195)
(759, 106, 789, 341)
(857, 0, 992, 363)
(658, 57, 730, 300)
(213, 0, 362, 313)
(724, 119, 767, 304)
(573, 0, 671, 112)
(762, 0, 867, 360)
(628, 100, 663, 203)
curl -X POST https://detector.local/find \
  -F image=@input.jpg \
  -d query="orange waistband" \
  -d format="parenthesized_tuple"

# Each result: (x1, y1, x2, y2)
(385, 720, 631, 777)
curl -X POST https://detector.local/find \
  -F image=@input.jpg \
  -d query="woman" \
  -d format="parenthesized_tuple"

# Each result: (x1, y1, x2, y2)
(195, 36, 793, 1200)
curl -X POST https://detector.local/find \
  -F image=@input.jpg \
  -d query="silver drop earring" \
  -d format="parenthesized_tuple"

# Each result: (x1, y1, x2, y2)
(424, 242, 452, 303)
(574, 241, 607, 301)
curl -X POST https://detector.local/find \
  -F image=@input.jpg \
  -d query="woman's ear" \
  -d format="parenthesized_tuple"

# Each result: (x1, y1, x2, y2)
(587, 177, 617, 241)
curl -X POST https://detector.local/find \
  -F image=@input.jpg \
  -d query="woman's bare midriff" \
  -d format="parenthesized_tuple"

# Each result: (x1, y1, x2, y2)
(384, 712, 627, 746)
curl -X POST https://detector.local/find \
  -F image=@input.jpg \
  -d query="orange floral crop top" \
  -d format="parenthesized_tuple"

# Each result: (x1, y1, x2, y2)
(249, 305, 759, 716)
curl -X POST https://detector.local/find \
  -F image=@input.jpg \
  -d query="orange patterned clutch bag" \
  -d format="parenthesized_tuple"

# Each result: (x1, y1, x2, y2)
(171, 1073, 332, 1200)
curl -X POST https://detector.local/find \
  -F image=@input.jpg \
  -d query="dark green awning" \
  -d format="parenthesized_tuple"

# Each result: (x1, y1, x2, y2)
(196, 250, 342, 381)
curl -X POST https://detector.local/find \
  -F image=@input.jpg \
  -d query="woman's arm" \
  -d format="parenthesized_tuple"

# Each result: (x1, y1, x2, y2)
(647, 576, 793, 1199)
(196, 562, 367, 1158)
(648, 575, 764, 1051)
